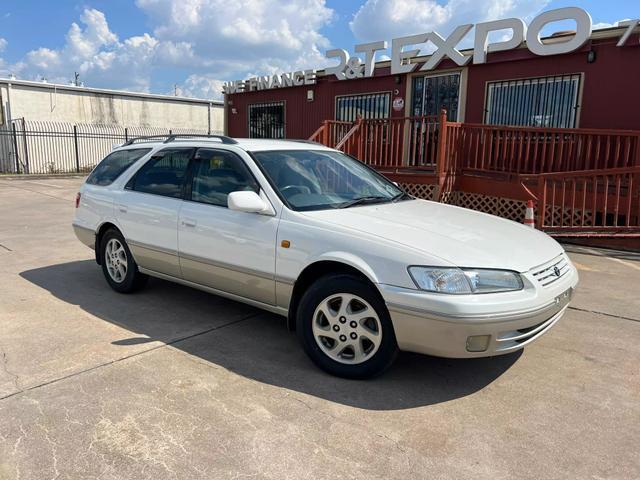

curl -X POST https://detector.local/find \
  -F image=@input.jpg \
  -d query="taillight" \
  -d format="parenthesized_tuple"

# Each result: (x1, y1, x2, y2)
(75, 192, 81, 208)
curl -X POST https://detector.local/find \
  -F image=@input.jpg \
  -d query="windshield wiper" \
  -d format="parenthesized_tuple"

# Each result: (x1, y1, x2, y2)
(335, 196, 391, 209)
(391, 192, 412, 202)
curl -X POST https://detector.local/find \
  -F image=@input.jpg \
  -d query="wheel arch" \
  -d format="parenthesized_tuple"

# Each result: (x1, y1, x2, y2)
(94, 221, 122, 265)
(286, 255, 382, 331)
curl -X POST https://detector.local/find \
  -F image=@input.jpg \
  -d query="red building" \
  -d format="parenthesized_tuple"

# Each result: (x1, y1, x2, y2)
(225, 26, 640, 138)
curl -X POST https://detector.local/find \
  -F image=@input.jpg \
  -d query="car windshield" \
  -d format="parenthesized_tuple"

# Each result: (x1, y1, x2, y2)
(251, 149, 410, 211)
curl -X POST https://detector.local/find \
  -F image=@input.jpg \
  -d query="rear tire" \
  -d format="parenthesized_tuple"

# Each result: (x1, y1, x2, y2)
(296, 274, 398, 379)
(100, 228, 148, 293)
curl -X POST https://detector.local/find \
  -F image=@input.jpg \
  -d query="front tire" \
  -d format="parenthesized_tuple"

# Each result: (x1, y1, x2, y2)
(100, 228, 148, 293)
(297, 274, 398, 379)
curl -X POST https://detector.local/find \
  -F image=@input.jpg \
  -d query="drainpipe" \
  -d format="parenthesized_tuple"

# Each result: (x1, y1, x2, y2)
(207, 102, 211, 135)
(5, 81, 13, 123)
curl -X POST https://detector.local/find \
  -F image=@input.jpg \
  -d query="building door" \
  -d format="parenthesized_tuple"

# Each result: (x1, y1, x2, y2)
(248, 101, 285, 139)
(411, 73, 461, 120)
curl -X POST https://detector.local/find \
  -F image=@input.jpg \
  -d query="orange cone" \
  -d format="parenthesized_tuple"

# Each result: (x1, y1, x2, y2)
(524, 200, 535, 228)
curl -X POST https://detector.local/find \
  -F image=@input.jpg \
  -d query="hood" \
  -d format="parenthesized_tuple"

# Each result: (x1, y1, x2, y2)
(303, 199, 562, 273)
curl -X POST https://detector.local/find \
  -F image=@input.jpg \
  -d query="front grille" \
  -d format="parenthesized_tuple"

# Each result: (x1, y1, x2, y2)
(532, 255, 570, 287)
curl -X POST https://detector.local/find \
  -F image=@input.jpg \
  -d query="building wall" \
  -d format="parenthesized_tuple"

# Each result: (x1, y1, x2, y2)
(226, 67, 407, 139)
(464, 36, 640, 130)
(0, 82, 224, 132)
(226, 31, 640, 137)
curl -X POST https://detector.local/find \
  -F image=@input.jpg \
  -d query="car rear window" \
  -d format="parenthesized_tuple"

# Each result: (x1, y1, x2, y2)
(86, 148, 152, 186)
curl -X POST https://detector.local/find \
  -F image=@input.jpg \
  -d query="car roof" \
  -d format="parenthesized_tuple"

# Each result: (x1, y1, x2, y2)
(116, 136, 334, 153)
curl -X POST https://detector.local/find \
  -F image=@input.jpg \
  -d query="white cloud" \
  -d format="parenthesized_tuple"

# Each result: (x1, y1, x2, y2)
(350, 0, 550, 45)
(177, 74, 226, 101)
(6, 1, 335, 99)
(136, 0, 334, 76)
(0, 38, 7, 77)
(593, 19, 630, 30)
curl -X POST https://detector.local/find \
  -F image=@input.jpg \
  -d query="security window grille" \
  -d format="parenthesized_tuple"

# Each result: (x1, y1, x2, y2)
(249, 102, 285, 139)
(485, 74, 581, 128)
(336, 93, 391, 122)
(411, 73, 460, 120)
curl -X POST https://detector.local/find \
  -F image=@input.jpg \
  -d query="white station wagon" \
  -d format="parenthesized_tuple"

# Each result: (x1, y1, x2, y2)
(73, 135, 579, 378)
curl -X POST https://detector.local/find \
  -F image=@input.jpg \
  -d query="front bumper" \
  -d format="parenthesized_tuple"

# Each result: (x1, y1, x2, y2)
(380, 262, 579, 358)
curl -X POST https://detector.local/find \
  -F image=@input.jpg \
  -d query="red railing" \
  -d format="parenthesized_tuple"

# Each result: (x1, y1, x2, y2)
(309, 120, 354, 148)
(457, 124, 640, 175)
(310, 112, 640, 237)
(320, 115, 441, 168)
(534, 167, 640, 233)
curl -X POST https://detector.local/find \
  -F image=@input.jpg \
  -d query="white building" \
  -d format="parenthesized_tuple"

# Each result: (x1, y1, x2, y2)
(0, 79, 225, 173)
(0, 78, 223, 132)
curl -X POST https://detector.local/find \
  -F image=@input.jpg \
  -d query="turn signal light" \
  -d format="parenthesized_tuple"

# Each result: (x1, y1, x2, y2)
(75, 192, 81, 208)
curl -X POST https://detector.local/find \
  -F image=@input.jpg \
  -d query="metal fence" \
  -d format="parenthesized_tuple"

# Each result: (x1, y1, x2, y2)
(0, 119, 210, 174)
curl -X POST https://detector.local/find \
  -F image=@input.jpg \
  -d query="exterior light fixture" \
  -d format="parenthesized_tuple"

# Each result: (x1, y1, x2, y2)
(587, 49, 596, 63)
(307, 89, 315, 102)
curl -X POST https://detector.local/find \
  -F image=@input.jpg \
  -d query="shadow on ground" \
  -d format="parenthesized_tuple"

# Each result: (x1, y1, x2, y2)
(21, 260, 521, 410)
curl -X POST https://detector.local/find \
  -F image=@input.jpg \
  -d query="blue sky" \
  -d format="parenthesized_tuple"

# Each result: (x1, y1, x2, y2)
(0, 0, 635, 99)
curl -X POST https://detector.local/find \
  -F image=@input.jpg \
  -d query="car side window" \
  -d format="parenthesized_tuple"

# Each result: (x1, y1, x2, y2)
(189, 149, 259, 207)
(86, 148, 151, 186)
(127, 148, 194, 198)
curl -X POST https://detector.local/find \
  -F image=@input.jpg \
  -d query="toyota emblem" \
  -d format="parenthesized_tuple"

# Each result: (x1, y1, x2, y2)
(553, 266, 561, 277)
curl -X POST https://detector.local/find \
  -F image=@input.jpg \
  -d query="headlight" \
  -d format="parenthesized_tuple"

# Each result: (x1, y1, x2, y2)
(408, 266, 523, 294)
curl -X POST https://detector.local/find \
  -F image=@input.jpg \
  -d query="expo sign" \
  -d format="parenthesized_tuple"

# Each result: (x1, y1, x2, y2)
(223, 7, 639, 94)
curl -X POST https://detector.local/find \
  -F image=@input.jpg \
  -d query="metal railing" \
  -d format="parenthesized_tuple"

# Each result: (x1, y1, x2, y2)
(0, 119, 210, 174)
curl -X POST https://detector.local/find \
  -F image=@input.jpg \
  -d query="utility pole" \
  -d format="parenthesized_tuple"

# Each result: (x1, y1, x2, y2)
(73, 72, 80, 86)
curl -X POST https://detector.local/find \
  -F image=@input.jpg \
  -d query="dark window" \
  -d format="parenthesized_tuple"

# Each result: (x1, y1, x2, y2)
(86, 148, 151, 186)
(336, 93, 391, 122)
(411, 73, 460, 120)
(485, 74, 581, 128)
(128, 148, 193, 198)
(189, 149, 258, 207)
(248, 102, 285, 139)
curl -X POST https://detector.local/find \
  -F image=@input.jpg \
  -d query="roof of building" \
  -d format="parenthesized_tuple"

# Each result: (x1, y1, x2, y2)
(0, 77, 223, 105)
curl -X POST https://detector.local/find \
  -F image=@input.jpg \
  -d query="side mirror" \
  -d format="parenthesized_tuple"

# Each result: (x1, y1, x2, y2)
(228, 191, 270, 214)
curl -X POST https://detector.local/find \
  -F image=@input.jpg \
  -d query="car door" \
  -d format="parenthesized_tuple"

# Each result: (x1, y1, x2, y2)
(178, 147, 278, 305)
(115, 147, 194, 278)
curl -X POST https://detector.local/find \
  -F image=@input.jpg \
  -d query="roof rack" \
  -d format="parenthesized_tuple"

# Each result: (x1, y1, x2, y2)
(287, 139, 321, 145)
(122, 134, 238, 146)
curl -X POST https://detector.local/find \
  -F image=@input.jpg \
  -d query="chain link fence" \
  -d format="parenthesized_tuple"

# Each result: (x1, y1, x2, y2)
(0, 119, 210, 174)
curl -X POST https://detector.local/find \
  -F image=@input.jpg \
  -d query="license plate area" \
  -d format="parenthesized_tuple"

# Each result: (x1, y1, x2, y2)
(555, 287, 573, 308)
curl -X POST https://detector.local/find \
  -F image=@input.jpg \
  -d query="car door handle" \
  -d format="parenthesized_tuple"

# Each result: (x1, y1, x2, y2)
(117, 204, 127, 213)
(181, 218, 197, 227)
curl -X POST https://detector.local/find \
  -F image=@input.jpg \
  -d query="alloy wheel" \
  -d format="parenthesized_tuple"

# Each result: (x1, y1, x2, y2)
(312, 293, 382, 364)
(105, 238, 128, 283)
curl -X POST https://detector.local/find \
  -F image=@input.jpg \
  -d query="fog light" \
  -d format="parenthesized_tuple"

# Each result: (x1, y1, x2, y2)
(466, 335, 491, 352)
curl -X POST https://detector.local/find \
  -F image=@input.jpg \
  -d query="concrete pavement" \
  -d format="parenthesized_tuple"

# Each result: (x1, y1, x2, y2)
(0, 177, 638, 479)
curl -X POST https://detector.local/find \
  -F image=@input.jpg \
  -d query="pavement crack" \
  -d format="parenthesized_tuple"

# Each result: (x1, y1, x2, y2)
(0, 243, 12, 252)
(0, 312, 261, 402)
(569, 306, 640, 323)
(0, 345, 21, 391)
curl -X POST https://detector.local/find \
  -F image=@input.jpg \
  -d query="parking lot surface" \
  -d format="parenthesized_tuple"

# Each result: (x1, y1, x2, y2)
(0, 176, 638, 480)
